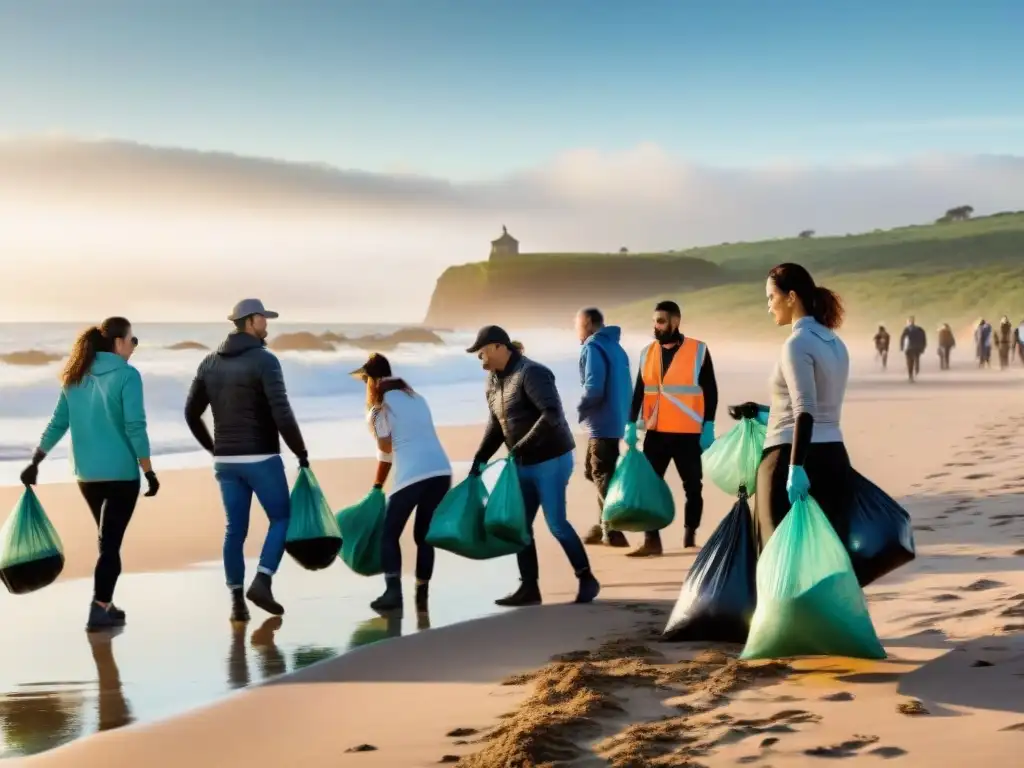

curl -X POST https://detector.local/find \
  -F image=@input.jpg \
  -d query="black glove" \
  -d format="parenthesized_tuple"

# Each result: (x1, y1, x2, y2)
(298, 455, 310, 469)
(468, 460, 483, 477)
(144, 471, 160, 497)
(728, 402, 761, 421)
(19, 448, 45, 487)
(372, 482, 383, 490)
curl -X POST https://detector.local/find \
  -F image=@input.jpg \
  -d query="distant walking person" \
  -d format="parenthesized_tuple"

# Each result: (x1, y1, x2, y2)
(996, 316, 1013, 369)
(574, 308, 632, 549)
(351, 353, 452, 614)
(873, 325, 890, 370)
(185, 299, 309, 622)
(899, 316, 926, 383)
(937, 323, 956, 370)
(467, 325, 600, 607)
(1016, 319, 1024, 364)
(20, 318, 159, 632)
(627, 300, 718, 556)
(974, 319, 993, 368)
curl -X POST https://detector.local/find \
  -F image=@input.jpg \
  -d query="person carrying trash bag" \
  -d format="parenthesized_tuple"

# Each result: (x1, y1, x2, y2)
(573, 307, 633, 549)
(627, 300, 719, 556)
(184, 299, 309, 622)
(467, 325, 600, 607)
(20, 317, 159, 632)
(740, 263, 855, 556)
(348, 354, 452, 614)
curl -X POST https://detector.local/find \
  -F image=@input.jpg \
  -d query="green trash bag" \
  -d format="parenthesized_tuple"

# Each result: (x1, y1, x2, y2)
(285, 468, 343, 571)
(602, 423, 675, 532)
(483, 456, 531, 547)
(702, 417, 767, 496)
(336, 487, 387, 576)
(426, 474, 526, 560)
(740, 495, 886, 660)
(0, 488, 65, 595)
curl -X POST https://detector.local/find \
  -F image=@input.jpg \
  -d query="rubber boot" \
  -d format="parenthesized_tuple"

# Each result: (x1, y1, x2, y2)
(575, 568, 601, 604)
(415, 582, 429, 613)
(246, 572, 284, 616)
(86, 602, 126, 632)
(371, 576, 403, 612)
(495, 580, 542, 607)
(231, 588, 250, 622)
(684, 528, 697, 549)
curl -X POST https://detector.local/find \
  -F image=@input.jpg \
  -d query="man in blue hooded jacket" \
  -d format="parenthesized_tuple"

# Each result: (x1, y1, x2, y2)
(575, 307, 633, 548)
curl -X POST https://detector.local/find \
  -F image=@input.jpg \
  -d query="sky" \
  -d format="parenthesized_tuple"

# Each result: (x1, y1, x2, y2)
(1, 0, 1023, 321)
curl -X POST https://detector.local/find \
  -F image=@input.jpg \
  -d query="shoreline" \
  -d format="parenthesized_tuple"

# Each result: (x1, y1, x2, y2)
(4, 365, 1024, 766)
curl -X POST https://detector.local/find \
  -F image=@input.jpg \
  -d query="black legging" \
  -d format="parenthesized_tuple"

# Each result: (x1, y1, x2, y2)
(79, 479, 141, 603)
(381, 474, 452, 581)
(753, 442, 853, 554)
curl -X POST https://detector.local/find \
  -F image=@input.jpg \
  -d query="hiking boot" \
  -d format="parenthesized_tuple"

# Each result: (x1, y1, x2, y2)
(604, 530, 629, 548)
(684, 528, 697, 549)
(575, 569, 601, 604)
(246, 572, 284, 616)
(626, 534, 663, 558)
(230, 588, 250, 622)
(495, 581, 542, 608)
(415, 582, 429, 613)
(86, 602, 126, 632)
(583, 525, 604, 546)
(370, 577, 403, 613)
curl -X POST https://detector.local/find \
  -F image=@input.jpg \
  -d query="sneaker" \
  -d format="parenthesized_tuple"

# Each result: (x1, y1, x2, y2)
(370, 577, 403, 613)
(583, 525, 604, 546)
(575, 569, 601, 604)
(684, 528, 697, 549)
(231, 588, 250, 622)
(495, 581, 542, 608)
(86, 602, 126, 632)
(604, 530, 629, 548)
(246, 573, 284, 616)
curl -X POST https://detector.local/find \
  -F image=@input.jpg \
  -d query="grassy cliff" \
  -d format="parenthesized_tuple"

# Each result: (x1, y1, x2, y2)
(424, 253, 727, 327)
(424, 212, 1024, 334)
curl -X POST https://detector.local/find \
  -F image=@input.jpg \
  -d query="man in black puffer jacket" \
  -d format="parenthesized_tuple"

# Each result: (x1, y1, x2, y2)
(467, 325, 600, 608)
(184, 299, 309, 622)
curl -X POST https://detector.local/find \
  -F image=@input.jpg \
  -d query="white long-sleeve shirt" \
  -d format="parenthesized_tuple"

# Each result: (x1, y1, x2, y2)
(369, 388, 451, 494)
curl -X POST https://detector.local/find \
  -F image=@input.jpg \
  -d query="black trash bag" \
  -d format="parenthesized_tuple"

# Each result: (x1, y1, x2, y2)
(844, 470, 915, 587)
(0, 488, 66, 595)
(662, 494, 757, 643)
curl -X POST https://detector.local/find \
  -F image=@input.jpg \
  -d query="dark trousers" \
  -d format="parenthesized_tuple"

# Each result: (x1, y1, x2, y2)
(938, 346, 951, 370)
(753, 442, 853, 554)
(878, 350, 888, 369)
(78, 479, 141, 603)
(583, 437, 620, 521)
(643, 431, 703, 537)
(381, 474, 452, 582)
(905, 350, 921, 379)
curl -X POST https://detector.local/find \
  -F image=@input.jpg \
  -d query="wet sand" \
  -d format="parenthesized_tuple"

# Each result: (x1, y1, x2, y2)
(4, 349, 1024, 766)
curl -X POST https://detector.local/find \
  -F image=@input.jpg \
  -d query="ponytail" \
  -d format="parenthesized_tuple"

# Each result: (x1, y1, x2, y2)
(60, 317, 132, 388)
(511, 340, 525, 353)
(813, 286, 845, 330)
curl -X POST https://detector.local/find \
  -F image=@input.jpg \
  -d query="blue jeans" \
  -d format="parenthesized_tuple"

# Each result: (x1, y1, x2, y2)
(516, 451, 590, 582)
(214, 456, 291, 589)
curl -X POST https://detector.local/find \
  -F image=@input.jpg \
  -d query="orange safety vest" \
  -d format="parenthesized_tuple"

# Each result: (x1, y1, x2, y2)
(640, 337, 706, 433)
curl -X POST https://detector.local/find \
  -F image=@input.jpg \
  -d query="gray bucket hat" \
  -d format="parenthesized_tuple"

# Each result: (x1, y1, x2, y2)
(228, 298, 279, 322)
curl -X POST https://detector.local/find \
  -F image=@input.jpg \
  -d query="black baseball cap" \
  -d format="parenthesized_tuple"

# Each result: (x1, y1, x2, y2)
(350, 353, 392, 380)
(466, 325, 513, 353)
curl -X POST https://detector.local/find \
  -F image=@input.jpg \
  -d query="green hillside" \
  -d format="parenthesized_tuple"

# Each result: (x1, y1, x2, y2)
(424, 212, 1024, 332)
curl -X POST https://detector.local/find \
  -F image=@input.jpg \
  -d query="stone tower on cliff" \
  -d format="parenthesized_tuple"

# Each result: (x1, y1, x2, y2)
(489, 225, 520, 261)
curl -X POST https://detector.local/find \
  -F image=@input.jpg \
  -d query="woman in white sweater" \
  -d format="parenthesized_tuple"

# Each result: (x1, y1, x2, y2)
(351, 354, 452, 613)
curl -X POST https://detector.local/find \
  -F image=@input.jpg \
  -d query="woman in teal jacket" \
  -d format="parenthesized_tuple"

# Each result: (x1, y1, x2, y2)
(20, 317, 160, 632)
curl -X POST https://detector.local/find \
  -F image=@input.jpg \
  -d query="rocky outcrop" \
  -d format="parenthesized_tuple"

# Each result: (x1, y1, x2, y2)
(269, 328, 446, 353)
(166, 341, 210, 351)
(0, 350, 64, 366)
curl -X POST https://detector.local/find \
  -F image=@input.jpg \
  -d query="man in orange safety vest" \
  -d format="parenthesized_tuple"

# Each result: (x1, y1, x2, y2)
(626, 300, 718, 557)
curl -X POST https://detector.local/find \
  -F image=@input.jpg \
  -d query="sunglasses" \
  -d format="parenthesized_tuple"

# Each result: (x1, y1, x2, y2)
(131, 336, 139, 347)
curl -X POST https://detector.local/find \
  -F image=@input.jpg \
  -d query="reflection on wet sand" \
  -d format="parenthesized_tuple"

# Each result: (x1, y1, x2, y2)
(0, 630, 131, 757)
(346, 610, 431, 652)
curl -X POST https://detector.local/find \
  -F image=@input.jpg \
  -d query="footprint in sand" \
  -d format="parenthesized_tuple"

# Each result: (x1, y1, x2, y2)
(1000, 723, 1024, 732)
(964, 473, 994, 480)
(961, 578, 1006, 592)
(914, 525, 936, 532)
(804, 735, 880, 758)
(925, 472, 949, 479)
(821, 692, 855, 702)
(954, 607, 990, 618)
(870, 746, 910, 758)
(344, 744, 378, 753)
(446, 728, 479, 738)
(438, 756, 460, 764)
(931, 593, 963, 603)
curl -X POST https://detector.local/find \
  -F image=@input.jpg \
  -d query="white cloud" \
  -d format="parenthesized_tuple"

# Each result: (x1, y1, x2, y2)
(0, 136, 1022, 322)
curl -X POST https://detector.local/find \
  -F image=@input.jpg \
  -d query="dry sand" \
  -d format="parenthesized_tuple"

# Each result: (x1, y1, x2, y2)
(5, 346, 1024, 767)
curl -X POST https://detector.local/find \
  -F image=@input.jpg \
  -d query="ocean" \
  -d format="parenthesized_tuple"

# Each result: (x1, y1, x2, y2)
(0, 322, 611, 487)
